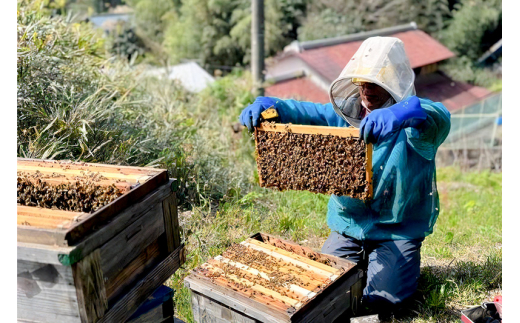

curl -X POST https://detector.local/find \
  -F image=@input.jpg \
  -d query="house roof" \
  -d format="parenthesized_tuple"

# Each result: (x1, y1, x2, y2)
(290, 29, 455, 83)
(265, 77, 330, 103)
(168, 62, 215, 92)
(414, 72, 492, 112)
(145, 62, 215, 93)
(264, 23, 491, 112)
(266, 72, 493, 112)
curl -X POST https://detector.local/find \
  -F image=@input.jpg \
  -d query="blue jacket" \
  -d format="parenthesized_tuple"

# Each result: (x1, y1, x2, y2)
(271, 97, 451, 241)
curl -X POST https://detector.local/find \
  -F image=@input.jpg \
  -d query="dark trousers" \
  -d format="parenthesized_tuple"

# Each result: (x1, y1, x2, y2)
(321, 231, 423, 312)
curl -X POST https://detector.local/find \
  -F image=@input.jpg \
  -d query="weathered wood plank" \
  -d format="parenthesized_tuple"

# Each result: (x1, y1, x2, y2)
(257, 123, 360, 138)
(169, 194, 181, 250)
(162, 196, 175, 253)
(99, 244, 185, 323)
(18, 260, 74, 284)
(100, 202, 165, 281)
(191, 291, 259, 323)
(17, 158, 164, 175)
(185, 274, 290, 323)
(17, 242, 75, 265)
(105, 237, 163, 303)
(64, 176, 170, 245)
(18, 261, 80, 323)
(17, 206, 84, 220)
(292, 269, 363, 323)
(162, 193, 180, 252)
(18, 215, 73, 229)
(17, 165, 149, 181)
(72, 249, 108, 323)
(17, 226, 68, 246)
(18, 294, 81, 323)
(60, 182, 173, 266)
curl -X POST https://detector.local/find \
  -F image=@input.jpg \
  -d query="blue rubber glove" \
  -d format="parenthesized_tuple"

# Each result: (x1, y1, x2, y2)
(239, 97, 277, 132)
(360, 96, 427, 144)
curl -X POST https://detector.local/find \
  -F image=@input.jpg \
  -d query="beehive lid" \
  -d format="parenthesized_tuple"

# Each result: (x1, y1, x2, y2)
(17, 158, 168, 246)
(254, 123, 373, 200)
(184, 233, 357, 322)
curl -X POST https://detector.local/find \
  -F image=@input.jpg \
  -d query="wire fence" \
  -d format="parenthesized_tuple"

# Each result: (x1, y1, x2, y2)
(437, 92, 502, 170)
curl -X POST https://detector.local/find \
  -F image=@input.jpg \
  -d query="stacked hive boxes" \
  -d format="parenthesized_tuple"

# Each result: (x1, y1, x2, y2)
(17, 159, 184, 323)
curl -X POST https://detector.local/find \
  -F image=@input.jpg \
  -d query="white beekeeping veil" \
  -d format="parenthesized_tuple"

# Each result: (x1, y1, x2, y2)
(329, 36, 416, 127)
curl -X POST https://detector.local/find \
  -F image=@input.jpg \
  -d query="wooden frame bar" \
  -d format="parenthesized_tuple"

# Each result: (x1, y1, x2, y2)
(99, 244, 184, 323)
(255, 123, 373, 199)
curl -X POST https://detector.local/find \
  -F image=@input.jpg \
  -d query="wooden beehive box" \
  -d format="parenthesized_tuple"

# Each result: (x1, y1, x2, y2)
(184, 233, 364, 323)
(255, 123, 373, 200)
(17, 158, 185, 323)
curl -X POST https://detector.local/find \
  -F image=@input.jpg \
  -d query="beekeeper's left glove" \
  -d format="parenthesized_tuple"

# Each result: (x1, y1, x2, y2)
(239, 97, 277, 132)
(360, 96, 427, 144)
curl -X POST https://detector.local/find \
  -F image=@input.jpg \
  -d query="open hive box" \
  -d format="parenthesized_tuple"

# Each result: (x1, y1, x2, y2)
(17, 158, 184, 323)
(184, 233, 364, 323)
(255, 123, 373, 200)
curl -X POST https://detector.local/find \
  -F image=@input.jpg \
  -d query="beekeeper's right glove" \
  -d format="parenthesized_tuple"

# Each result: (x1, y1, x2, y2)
(239, 97, 277, 132)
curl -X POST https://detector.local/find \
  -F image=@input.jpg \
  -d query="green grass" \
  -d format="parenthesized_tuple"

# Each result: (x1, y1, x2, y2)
(168, 167, 502, 323)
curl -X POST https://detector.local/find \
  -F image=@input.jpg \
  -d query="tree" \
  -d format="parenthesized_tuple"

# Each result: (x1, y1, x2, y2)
(297, 0, 451, 41)
(439, 0, 501, 60)
(437, 0, 502, 89)
(158, 0, 306, 71)
(125, 0, 178, 44)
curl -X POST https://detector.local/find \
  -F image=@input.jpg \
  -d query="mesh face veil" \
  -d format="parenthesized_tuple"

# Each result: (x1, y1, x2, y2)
(329, 37, 416, 128)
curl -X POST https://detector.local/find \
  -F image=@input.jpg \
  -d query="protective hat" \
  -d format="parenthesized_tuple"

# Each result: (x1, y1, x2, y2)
(329, 37, 416, 127)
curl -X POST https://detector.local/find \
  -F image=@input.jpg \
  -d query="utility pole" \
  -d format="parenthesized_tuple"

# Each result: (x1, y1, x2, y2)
(251, 0, 265, 97)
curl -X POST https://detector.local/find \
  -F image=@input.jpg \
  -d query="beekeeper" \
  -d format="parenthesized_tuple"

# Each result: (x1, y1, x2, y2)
(239, 37, 451, 316)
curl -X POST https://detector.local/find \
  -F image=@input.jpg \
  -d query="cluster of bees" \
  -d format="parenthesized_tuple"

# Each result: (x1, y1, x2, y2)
(255, 130, 370, 200)
(17, 172, 123, 213)
(224, 244, 308, 288)
(200, 243, 324, 305)
(270, 240, 334, 267)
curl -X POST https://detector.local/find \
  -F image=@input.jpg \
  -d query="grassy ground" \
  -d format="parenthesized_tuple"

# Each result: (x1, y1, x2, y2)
(167, 166, 501, 323)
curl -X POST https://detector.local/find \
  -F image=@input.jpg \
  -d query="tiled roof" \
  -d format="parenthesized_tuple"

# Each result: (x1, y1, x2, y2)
(265, 77, 330, 103)
(265, 72, 493, 112)
(294, 30, 455, 82)
(414, 72, 493, 112)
